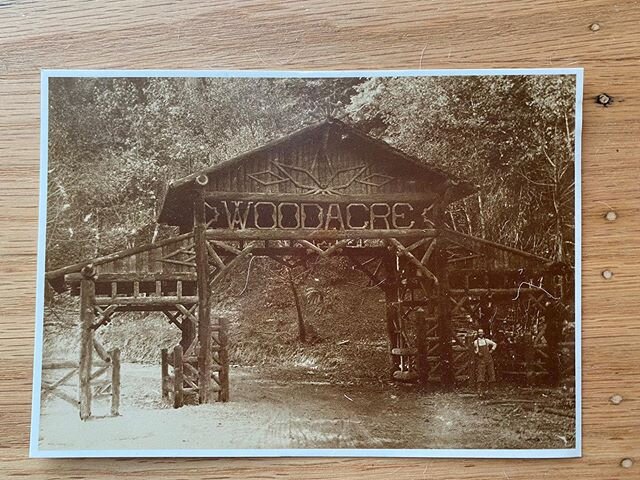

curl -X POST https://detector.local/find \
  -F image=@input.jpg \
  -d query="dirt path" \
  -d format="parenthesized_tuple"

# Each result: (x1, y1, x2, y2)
(38, 363, 575, 451)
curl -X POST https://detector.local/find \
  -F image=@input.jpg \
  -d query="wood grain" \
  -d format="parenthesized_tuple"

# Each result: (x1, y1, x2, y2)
(0, 0, 639, 478)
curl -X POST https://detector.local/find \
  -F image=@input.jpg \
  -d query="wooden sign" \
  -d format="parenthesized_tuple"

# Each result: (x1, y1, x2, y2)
(204, 198, 435, 230)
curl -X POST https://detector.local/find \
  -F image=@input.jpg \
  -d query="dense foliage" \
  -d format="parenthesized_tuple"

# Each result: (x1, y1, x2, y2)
(47, 75, 575, 274)
(347, 75, 575, 261)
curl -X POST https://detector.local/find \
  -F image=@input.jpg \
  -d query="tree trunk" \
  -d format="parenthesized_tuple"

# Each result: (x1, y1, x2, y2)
(477, 192, 486, 239)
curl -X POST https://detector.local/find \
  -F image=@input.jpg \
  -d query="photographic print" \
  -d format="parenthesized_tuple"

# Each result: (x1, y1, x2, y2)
(31, 69, 582, 458)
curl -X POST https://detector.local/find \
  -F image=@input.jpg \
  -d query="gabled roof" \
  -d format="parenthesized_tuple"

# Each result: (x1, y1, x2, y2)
(157, 118, 475, 225)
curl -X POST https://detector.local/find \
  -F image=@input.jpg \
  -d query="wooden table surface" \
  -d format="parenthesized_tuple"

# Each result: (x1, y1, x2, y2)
(1, 1, 638, 478)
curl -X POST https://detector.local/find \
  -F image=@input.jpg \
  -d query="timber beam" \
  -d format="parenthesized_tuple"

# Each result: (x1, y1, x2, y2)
(94, 296, 199, 306)
(65, 272, 198, 282)
(250, 246, 389, 257)
(206, 228, 438, 241)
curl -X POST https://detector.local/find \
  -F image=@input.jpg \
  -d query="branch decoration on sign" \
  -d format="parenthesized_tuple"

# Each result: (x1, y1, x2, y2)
(421, 204, 435, 227)
(249, 158, 395, 196)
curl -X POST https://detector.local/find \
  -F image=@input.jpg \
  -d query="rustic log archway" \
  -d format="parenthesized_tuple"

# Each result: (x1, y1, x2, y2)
(45, 118, 572, 419)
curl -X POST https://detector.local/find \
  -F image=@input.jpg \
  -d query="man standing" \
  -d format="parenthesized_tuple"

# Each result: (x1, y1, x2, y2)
(473, 329, 497, 397)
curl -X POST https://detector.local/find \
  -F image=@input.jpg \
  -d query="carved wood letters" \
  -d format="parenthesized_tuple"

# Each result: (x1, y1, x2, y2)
(205, 199, 434, 231)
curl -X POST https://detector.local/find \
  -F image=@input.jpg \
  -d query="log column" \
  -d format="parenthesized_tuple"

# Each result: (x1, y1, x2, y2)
(219, 314, 230, 402)
(78, 265, 96, 420)
(434, 247, 454, 386)
(161, 348, 170, 401)
(110, 348, 121, 416)
(194, 184, 212, 404)
(173, 345, 184, 408)
(180, 314, 196, 351)
(383, 251, 401, 378)
(415, 307, 429, 385)
(433, 191, 454, 387)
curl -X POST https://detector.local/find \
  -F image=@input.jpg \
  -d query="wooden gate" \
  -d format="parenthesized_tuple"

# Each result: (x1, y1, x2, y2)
(41, 345, 120, 417)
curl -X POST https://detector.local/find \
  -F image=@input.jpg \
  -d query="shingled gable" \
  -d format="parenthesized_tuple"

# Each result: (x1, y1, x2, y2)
(157, 118, 475, 227)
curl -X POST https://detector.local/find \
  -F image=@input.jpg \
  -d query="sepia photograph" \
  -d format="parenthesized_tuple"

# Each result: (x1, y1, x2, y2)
(32, 70, 581, 457)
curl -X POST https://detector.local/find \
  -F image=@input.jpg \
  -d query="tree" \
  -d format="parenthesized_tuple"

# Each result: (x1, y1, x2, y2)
(346, 74, 576, 265)
(46, 76, 364, 273)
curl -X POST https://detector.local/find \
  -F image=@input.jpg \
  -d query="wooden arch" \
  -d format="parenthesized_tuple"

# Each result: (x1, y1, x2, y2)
(45, 118, 571, 419)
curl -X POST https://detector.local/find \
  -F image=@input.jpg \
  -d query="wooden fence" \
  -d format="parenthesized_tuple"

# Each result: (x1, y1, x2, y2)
(41, 346, 121, 417)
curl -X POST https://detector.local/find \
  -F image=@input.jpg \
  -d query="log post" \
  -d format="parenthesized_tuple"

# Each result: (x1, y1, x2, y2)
(180, 315, 196, 351)
(544, 296, 564, 386)
(435, 285, 454, 386)
(160, 348, 169, 400)
(415, 308, 429, 385)
(383, 252, 401, 377)
(433, 196, 454, 387)
(430, 247, 454, 387)
(194, 187, 212, 404)
(218, 314, 230, 402)
(161, 348, 169, 401)
(78, 266, 96, 420)
(110, 348, 120, 416)
(173, 345, 184, 408)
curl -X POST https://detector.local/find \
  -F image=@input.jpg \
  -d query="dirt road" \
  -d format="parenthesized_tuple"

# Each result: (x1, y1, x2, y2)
(38, 363, 575, 451)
